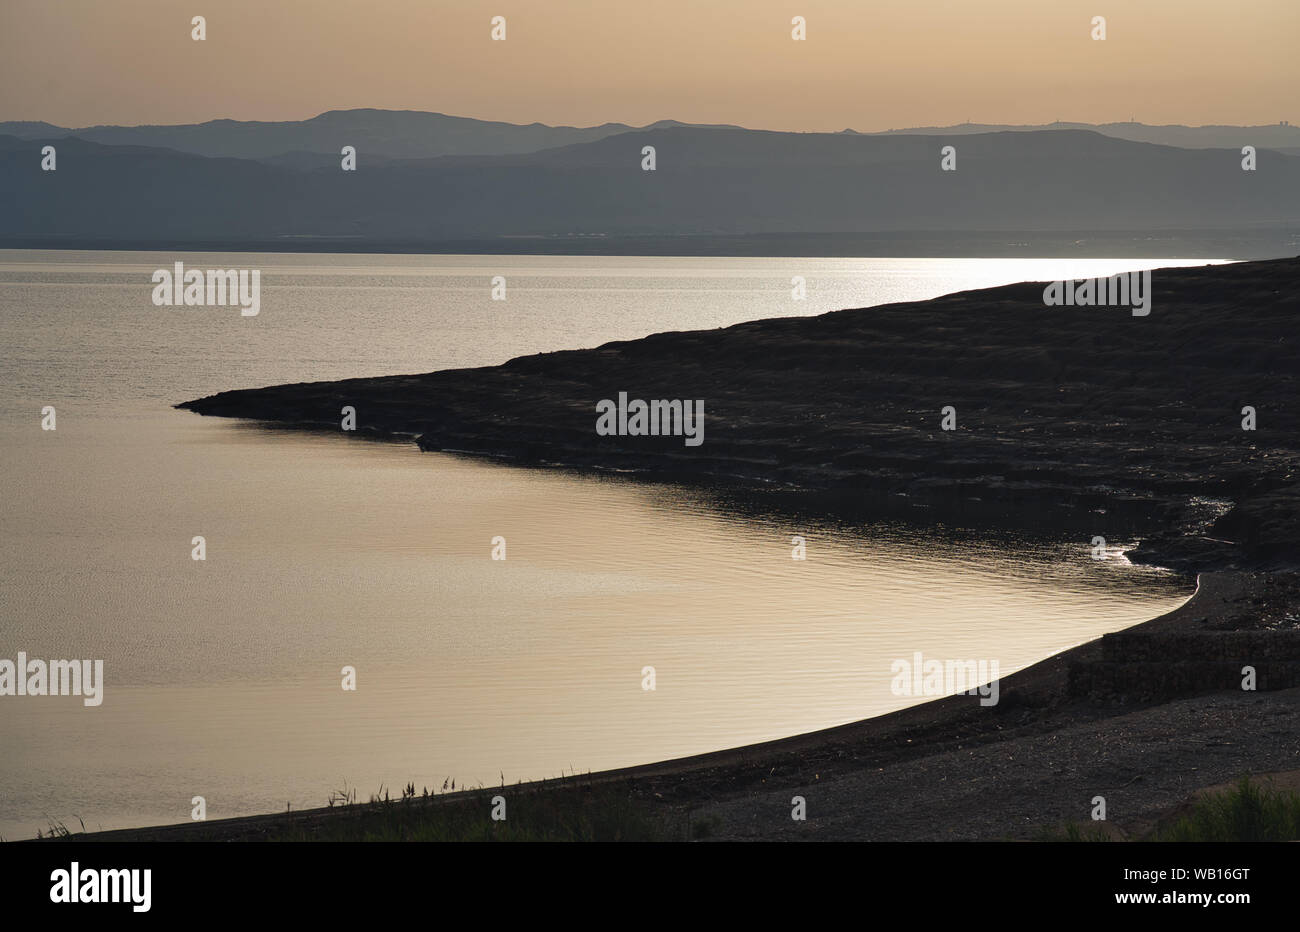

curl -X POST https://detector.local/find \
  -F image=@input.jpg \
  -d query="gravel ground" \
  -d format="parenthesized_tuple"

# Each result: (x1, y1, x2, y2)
(692, 687, 1300, 841)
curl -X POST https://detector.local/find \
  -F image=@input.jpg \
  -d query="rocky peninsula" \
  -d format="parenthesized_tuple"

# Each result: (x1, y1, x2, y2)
(181, 256, 1300, 573)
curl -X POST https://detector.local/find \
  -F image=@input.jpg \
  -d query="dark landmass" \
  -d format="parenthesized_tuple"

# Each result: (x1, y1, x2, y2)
(4, 127, 1298, 245)
(181, 256, 1300, 574)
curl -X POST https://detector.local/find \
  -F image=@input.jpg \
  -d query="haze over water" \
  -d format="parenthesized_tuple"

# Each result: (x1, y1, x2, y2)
(0, 251, 1202, 837)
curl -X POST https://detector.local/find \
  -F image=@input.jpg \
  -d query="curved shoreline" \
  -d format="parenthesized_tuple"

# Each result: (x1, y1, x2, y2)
(46, 569, 1300, 842)
(179, 256, 1300, 574)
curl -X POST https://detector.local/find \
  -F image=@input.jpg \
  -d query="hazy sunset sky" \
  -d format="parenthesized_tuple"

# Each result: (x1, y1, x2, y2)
(2, 0, 1296, 132)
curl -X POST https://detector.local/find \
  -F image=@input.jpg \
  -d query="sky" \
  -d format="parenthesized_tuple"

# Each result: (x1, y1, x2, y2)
(1, 0, 1296, 132)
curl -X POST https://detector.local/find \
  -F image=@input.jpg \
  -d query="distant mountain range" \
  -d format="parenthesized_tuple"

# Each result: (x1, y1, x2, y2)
(2, 109, 1296, 161)
(2, 110, 1298, 250)
(0, 109, 743, 162)
(865, 121, 1300, 154)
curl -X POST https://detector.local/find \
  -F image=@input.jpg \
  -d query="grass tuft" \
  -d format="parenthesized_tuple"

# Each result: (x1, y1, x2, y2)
(269, 777, 680, 842)
(1038, 776, 1300, 842)
(1150, 776, 1300, 842)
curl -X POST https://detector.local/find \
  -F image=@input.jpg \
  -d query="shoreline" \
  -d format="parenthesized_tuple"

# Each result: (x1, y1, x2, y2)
(40, 569, 1300, 841)
(177, 256, 1300, 574)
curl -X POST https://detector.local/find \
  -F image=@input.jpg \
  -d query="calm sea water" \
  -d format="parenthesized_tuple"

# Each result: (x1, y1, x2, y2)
(0, 251, 1206, 837)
